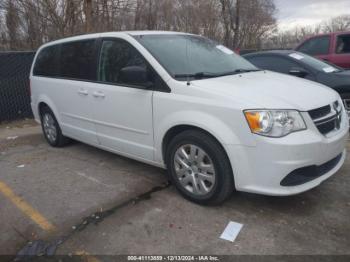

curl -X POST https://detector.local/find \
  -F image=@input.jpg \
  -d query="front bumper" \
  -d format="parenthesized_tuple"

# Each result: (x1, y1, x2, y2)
(226, 112, 349, 196)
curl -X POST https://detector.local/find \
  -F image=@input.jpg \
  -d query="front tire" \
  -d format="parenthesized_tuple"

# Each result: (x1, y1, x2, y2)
(166, 130, 234, 205)
(40, 106, 70, 147)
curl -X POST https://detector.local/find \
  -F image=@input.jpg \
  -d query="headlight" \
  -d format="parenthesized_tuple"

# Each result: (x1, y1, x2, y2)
(244, 110, 306, 137)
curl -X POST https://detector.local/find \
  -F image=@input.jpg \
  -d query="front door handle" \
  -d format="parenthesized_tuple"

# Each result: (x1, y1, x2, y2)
(93, 91, 105, 98)
(78, 89, 88, 96)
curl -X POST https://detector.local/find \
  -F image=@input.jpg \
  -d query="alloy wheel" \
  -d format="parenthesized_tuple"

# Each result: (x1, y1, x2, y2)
(42, 113, 57, 143)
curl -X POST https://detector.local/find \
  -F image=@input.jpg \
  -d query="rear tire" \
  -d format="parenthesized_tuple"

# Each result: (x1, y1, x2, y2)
(40, 106, 70, 147)
(166, 130, 234, 205)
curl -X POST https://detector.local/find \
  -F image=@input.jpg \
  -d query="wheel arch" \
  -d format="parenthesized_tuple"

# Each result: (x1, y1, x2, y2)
(36, 95, 60, 123)
(163, 125, 213, 161)
(38, 102, 49, 115)
(161, 124, 237, 196)
(161, 124, 234, 171)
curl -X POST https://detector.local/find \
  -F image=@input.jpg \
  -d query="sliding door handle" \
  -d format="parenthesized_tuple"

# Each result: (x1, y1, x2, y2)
(93, 91, 105, 98)
(78, 89, 88, 96)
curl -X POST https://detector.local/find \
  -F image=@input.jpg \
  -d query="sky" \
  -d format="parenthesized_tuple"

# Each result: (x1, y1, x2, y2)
(275, 0, 350, 31)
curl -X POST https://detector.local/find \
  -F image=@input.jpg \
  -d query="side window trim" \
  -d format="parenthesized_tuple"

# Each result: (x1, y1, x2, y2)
(97, 37, 170, 93)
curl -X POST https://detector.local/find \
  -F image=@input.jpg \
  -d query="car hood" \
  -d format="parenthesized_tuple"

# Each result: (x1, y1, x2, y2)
(191, 71, 339, 111)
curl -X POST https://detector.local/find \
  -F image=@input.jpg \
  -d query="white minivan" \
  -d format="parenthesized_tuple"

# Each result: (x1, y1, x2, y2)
(30, 31, 349, 204)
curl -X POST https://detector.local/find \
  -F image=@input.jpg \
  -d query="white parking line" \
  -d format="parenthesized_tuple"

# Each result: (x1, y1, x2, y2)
(74, 171, 116, 188)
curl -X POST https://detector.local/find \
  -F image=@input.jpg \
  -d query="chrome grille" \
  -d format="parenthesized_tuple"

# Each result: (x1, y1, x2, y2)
(309, 101, 342, 135)
(308, 105, 331, 119)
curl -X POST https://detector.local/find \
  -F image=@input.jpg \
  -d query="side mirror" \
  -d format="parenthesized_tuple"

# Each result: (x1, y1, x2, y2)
(289, 67, 308, 78)
(119, 66, 153, 88)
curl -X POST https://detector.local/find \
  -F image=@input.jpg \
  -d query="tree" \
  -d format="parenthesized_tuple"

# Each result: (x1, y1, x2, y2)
(323, 15, 350, 33)
(265, 14, 350, 49)
(84, 0, 93, 33)
(219, 0, 276, 49)
(5, 0, 21, 50)
(0, 0, 276, 51)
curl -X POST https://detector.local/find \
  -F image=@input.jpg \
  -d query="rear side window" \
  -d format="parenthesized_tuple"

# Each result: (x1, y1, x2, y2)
(297, 36, 330, 55)
(98, 39, 148, 85)
(33, 45, 60, 77)
(336, 34, 350, 54)
(60, 40, 97, 81)
(247, 56, 299, 74)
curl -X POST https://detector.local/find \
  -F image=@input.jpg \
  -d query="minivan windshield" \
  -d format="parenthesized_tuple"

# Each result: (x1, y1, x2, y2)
(134, 34, 259, 80)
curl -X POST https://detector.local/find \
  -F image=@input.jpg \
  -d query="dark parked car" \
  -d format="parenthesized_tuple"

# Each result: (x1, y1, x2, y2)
(295, 31, 350, 69)
(243, 50, 350, 119)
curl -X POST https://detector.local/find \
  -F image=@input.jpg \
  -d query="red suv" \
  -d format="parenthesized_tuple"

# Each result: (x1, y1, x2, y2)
(295, 31, 350, 69)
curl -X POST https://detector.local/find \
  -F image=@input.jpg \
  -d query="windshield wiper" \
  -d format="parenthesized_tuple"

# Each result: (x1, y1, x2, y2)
(223, 69, 261, 75)
(174, 69, 261, 80)
(174, 72, 219, 79)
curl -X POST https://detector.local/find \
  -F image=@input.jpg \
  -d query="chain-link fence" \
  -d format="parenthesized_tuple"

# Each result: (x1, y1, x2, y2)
(0, 51, 36, 123)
